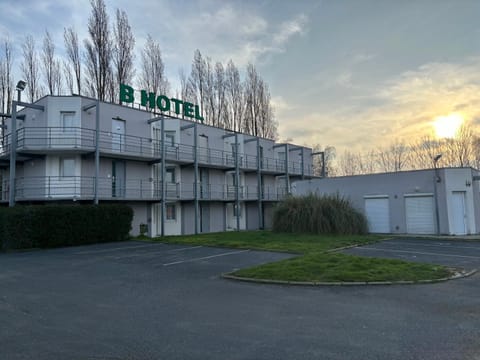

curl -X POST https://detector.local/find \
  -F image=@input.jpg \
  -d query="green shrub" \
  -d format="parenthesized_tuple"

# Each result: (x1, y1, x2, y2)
(0, 204, 133, 250)
(272, 194, 368, 235)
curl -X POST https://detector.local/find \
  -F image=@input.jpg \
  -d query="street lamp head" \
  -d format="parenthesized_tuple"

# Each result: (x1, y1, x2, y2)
(16, 80, 27, 91)
(433, 154, 442, 163)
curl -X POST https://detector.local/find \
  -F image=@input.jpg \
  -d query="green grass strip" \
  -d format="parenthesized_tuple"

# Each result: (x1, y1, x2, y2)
(154, 231, 453, 283)
(233, 252, 451, 282)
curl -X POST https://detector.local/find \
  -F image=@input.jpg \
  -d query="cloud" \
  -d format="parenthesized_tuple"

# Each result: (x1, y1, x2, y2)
(272, 14, 308, 47)
(277, 57, 480, 151)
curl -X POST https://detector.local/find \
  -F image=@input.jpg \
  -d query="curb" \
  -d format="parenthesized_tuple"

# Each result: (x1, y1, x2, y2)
(221, 268, 478, 286)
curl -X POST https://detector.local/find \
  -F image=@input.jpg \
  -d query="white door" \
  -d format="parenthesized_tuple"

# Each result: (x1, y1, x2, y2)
(364, 197, 390, 233)
(405, 196, 435, 234)
(112, 119, 125, 152)
(451, 191, 467, 235)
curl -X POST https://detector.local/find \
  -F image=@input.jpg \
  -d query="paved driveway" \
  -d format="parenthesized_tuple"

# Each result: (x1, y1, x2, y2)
(1, 240, 479, 360)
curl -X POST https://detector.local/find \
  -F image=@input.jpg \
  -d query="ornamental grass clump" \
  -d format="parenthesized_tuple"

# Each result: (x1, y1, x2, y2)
(272, 194, 368, 235)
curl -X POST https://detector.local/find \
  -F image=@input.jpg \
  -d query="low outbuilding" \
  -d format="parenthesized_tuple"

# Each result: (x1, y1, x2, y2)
(292, 167, 480, 235)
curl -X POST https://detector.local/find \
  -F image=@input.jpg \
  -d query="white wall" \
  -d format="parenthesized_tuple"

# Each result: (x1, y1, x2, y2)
(444, 168, 476, 234)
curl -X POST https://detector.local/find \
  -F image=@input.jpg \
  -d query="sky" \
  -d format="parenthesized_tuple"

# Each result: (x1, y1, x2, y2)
(1, 0, 480, 152)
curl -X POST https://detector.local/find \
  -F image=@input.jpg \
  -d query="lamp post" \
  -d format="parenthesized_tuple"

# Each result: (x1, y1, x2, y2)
(433, 154, 442, 235)
(8, 81, 27, 206)
(16, 80, 26, 102)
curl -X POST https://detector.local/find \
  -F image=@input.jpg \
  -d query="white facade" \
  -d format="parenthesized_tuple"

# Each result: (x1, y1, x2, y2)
(0, 95, 314, 236)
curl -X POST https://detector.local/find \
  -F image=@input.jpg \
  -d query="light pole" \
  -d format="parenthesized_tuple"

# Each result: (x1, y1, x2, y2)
(16, 81, 26, 102)
(433, 154, 442, 235)
(8, 81, 26, 206)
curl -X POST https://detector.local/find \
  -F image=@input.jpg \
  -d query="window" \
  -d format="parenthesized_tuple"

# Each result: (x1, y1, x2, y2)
(61, 112, 75, 131)
(61, 158, 75, 177)
(166, 167, 176, 183)
(165, 131, 175, 146)
(166, 203, 176, 220)
(233, 204, 242, 217)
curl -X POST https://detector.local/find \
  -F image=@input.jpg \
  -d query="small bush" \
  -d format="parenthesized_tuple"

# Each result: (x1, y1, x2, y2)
(272, 194, 368, 235)
(0, 204, 133, 250)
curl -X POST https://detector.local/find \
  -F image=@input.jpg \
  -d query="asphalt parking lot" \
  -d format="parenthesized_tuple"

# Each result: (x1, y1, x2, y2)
(344, 238, 480, 270)
(1, 239, 480, 360)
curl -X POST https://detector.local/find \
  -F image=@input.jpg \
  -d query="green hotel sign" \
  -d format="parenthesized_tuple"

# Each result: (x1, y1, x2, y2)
(120, 83, 204, 122)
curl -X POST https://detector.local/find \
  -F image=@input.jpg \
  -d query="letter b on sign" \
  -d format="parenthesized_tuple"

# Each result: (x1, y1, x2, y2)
(120, 84, 134, 103)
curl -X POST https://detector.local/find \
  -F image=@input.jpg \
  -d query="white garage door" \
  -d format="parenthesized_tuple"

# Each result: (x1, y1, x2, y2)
(365, 197, 390, 233)
(405, 196, 435, 234)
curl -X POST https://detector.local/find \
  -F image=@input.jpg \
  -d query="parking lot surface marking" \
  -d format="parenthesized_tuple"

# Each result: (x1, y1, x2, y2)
(356, 246, 480, 260)
(162, 249, 250, 266)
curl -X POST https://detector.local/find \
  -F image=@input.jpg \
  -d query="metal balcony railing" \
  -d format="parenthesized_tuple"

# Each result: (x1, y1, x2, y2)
(1, 126, 312, 176)
(0, 176, 289, 202)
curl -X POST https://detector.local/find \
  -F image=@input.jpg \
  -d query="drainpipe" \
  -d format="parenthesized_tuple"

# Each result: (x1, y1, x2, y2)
(257, 138, 263, 229)
(434, 167, 441, 235)
(194, 123, 199, 234)
(8, 102, 17, 207)
(94, 100, 100, 205)
(235, 133, 240, 231)
(285, 144, 290, 194)
(161, 117, 166, 237)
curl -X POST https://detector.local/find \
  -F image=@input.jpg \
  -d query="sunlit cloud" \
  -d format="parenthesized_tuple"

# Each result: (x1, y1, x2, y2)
(277, 57, 480, 151)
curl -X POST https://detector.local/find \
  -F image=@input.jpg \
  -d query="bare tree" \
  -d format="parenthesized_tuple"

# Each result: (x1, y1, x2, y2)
(139, 34, 169, 107)
(178, 68, 193, 103)
(64, 27, 81, 95)
(21, 35, 42, 102)
(63, 60, 74, 95)
(214, 62, 227, 128)
(354, 150, 377, 175)
(42, 31, 56, 95)
(377, 140, 410, 172)
(409, 136, 442, 169)
(113, 8, 135, 103)
(188, 49, 207, 119)
(244, 63, 260, 136)
(0, 38, 13, 114)
(84, 0, 112, 101)
(225, 60, 243, 132)
(203, 56, 215, 125)
(312, 144, 337, 177)
(337, 150, 366, 176)
(443, 124, 475, 167)
(243, 63, 276, 139)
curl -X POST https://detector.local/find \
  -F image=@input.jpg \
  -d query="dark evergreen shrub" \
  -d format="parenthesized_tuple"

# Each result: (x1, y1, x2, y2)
(0, 204, 133, 250)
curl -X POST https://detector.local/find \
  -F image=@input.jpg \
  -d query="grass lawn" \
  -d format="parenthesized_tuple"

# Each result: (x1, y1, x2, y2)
(155, 231, 453, 283)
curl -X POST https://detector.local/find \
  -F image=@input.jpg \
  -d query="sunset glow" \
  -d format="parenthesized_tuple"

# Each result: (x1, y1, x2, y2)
(433, 113, 464, 139)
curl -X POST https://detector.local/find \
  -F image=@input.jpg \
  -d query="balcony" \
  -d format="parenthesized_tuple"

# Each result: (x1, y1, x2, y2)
(0, 177, 289, 202)
(0, 126, 313, 176)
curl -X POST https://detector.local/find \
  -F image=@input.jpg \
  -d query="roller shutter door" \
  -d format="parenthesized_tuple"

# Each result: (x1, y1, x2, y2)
(365, 197, 390, 233)
(405, 196, 435, 234)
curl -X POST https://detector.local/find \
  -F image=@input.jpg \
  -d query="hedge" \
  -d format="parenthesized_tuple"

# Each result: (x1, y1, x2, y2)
(272, 194, 368, 235)
(0, 204, 133, 250)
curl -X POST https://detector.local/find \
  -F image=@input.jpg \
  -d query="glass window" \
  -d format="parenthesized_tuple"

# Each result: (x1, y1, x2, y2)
(166, 167, 176, 183)
(61, 112, 75, 131)
(165, 131, 175, 146)
(233, 204, 242, 217)
(166, 203, 176, 220)
(61, 158, 75, 177)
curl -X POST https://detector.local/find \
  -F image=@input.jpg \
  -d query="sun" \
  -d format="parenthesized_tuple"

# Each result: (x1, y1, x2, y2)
(433, 113, 464, 139)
